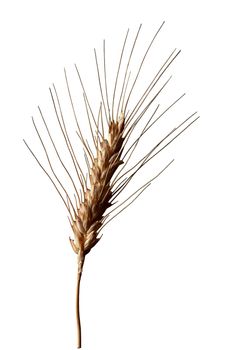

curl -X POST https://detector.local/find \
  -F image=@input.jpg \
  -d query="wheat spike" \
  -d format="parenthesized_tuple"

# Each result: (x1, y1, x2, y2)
(24, 23, 199, 348)
(71, 114, 125, 257)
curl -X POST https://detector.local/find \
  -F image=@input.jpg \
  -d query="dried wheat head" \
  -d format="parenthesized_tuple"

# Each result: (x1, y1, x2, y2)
(24, 22, 199, 348)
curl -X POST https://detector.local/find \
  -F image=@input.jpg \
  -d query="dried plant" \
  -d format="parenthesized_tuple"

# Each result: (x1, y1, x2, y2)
(24, 22, 199, 348)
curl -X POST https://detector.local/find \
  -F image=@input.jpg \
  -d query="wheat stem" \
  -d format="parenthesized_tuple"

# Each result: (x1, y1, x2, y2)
(76, 252, 85, 349)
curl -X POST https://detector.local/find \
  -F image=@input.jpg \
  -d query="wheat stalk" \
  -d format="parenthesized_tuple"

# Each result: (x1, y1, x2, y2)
(24, 22, 199, 348)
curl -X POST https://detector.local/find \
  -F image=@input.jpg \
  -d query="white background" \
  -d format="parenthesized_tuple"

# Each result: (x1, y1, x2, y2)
(0, 0, 231, 349)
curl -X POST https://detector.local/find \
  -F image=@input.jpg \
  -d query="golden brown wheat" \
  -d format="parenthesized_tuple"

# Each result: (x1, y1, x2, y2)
(24, 23, 199, 348)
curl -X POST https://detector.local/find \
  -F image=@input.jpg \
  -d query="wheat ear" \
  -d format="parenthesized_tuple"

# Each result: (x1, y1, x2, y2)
(24, 23, 199, 348)
(72, 115, 125, 347)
